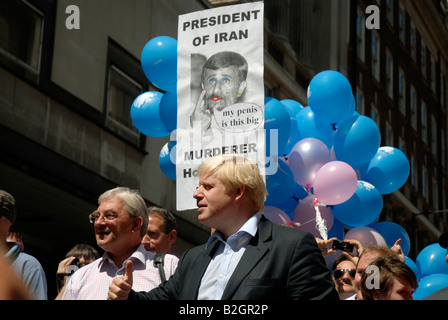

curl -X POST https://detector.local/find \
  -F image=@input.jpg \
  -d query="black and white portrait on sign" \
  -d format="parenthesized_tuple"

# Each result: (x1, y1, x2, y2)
(190, 51, 249, 134)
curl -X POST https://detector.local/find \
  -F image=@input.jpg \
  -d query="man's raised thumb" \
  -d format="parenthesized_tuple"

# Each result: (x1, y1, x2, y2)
(124, 260, 133, 285)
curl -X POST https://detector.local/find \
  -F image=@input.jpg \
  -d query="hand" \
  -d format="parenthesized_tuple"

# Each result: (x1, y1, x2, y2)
(190, 89, 211, 131)
(390, 238, 405, 262)
(315, 237, 337, 256)
(57, 257, 76, 274)
(107, 260, 133, 300)
(341, 239, 363, 265)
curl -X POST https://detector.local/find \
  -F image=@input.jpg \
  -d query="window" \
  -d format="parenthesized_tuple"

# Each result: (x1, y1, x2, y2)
(398, 135, 406, 154)
(420, 42, 427, 78)
(422, 164, 428, 199)
(410, 153, 417, 187)
(357, 8, 365, 62)
(429, 56, 436, 94)
(421, 101, 428, 144)
(431, 114, 437, 156)
(410, 85, 417, 129)
(385, 48, 393, 98)
(398, 3, 406, 44)
(410, 23, 417, 61)
(0, 0, 43, 76)
(104, 40, 150, 148)
(370, 103, 379, 127)
(371, 31, 380, 81)
(385, 121, 393, 146)
(432, 174, 438, 209)
(386, 0, 394, 25)
(398, 67, 406, 115)
(106, 65, 143, 145)
(356, 88, 365, 115)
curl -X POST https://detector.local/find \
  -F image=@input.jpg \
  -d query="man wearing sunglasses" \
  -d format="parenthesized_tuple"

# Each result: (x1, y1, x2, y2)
(332, 255, 357, 300)
(62, 187, 179, 300)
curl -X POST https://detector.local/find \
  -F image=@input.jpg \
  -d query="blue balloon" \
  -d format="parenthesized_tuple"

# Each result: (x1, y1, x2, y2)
(308, 70, 354, 125)
(364, 146, 410, 194)
(405, 256, 421, 281)
(265, 97, 291, 156)
(369, 221, 411, 256)
(266, 158, 298, 206)
(327, 218, 345, 240)
(334, 114, 381, 167)
(159, 140, 176, 180)
(281, 100, 303, 156)
(413, 274, 448, 300)
(281, 99, 304, 115)
(331, 181, 383, 228)
(416, 243, 448, 278)
(131, 91, 171, 137)
(141, 36, 177, 92)
(159, 91, 177, 131)
(295, 107, 334, 149)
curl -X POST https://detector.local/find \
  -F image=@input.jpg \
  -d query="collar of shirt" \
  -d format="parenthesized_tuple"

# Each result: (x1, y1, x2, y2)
(4, 242, 21, 262)
(99, 243, 148, 271)
(205, 212, 261, 250)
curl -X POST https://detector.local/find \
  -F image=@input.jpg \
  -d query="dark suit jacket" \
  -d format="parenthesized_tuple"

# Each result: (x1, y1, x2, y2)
(129, 216, 339, 300)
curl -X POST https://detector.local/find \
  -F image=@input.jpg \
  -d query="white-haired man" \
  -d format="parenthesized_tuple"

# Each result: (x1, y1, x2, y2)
(62, 187, 178, 300)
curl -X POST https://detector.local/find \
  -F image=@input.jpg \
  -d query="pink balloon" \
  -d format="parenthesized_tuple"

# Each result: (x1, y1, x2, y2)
(293, 196, 334, 238)
(263, 206, 291, 225)
(288, 138, 331, 188)
(313, 161, 357, 205)
(344, 227, 387, 248)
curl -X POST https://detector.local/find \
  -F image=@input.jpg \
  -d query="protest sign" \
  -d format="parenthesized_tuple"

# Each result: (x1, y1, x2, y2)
(176, 2, 265, 210)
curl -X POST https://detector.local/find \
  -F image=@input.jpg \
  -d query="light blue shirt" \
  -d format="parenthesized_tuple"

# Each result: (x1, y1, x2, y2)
(197, 212, 261, 300)
(5, 243, 48, 300)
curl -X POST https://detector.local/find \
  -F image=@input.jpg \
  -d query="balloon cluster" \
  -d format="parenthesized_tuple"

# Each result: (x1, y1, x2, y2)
(411, 243, 448, 299)
(264, 70, 411, 245)
(130, 37, 412, 258)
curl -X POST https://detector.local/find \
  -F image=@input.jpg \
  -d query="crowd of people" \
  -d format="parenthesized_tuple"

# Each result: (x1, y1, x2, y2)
(1, 154, 448, 300)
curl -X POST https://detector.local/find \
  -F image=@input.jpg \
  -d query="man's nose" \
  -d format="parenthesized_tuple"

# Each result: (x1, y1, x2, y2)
(211, 81, 222, 95)
(193, 186, 203, 198)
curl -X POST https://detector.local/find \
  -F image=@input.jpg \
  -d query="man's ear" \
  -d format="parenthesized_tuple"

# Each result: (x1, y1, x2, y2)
(132, 216, 143, 233)
(235, 185, 246, 201)
(169, 229, 178, 245)
(238, 80, 247, 96)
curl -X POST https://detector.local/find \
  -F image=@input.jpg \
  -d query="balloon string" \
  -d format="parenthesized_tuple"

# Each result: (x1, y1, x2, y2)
(272, 157, 309, 196)
(292, 217, 316, 227)
(314, 198, 328, 240)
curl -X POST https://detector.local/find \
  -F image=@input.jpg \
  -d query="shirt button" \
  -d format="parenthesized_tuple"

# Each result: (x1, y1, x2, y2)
(220, 274, 224, 278)
(227, 250, 231, 254)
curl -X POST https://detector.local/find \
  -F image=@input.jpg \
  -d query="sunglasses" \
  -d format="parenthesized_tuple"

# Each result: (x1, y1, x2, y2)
(333, 268, 356, 279)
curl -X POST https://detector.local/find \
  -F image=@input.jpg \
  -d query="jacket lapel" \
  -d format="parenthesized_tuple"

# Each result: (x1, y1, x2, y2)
(187, 238, 220, 299)
(221, 217, 272, 299)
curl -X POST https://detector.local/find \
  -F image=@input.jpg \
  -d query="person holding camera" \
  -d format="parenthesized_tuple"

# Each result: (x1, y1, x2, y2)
(55, 243, 99, 299)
